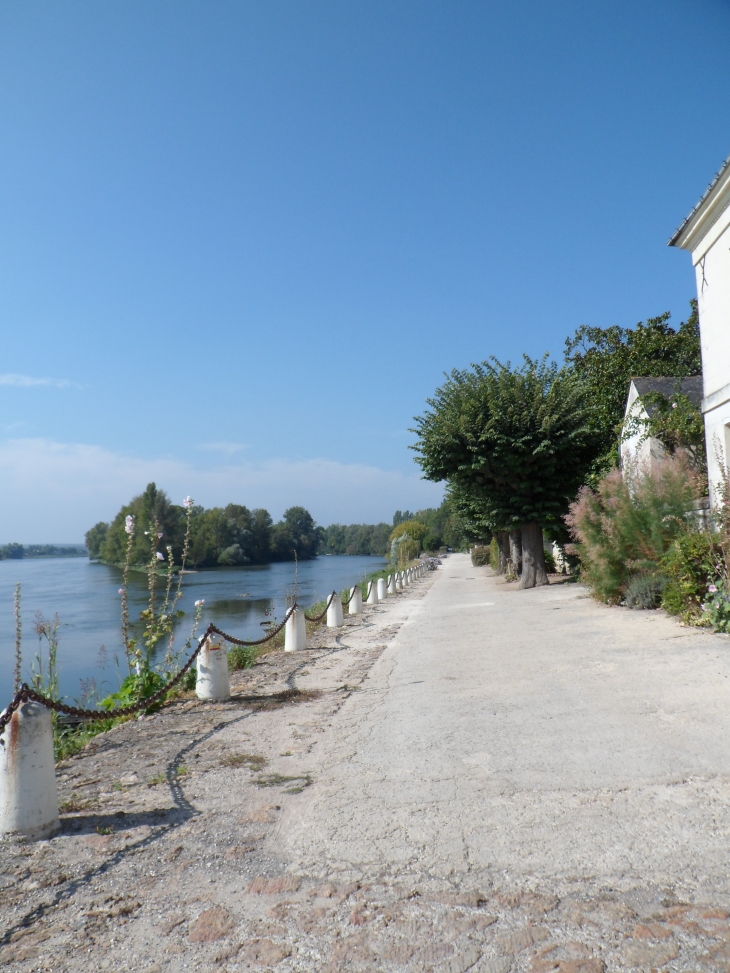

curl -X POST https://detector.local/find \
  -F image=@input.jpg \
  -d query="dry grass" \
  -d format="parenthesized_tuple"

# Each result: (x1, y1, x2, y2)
(221, 751, 268, 772)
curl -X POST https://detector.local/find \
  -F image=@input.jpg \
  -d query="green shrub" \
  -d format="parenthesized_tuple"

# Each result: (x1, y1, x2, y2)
(543, 549, 556, 574)
(471, 546, 490, 567)
(489, 537, 499, 570)
(625, 572, 666, 609)
(565, 455, 701, 603)
(702, 585, 730, 633)
(228, 645, 259, 671)
(661, 531, 721, 622)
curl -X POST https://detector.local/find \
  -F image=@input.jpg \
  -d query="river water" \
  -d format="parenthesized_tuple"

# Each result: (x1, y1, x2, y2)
(0, 555, 386, 705)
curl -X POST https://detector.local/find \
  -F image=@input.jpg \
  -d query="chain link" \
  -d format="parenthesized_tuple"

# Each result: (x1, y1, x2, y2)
(343, 585, 360, 606)
(0, 578, 375, 742)
(304, 591, 336, 623)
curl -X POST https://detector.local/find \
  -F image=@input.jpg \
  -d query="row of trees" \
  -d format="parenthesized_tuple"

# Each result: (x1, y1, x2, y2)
(413, 302, 703, 588)
(86, 484, 323, 568)
(86, 487, 470, 569)
(319, 502, 470, 557)
(0, 544, 86, 560)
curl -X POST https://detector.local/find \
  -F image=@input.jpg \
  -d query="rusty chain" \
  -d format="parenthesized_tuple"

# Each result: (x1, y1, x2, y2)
(0, 567, 412, 742)
(304, 591, 336, 623)
(0, 604, 299, 741)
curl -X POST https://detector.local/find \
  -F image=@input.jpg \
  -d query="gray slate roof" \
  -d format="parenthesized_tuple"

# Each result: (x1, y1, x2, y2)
(629, 376, 703, 416)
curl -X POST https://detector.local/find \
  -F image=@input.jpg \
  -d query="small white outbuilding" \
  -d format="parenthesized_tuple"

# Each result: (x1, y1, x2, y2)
(670, 154, 730, 508)
(621, 375, 703, 473)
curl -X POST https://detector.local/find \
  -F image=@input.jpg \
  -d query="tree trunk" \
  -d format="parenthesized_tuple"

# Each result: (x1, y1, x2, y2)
(495, 532, 510, 575)
(519, 523, 549, 589)
(509, 530, 522, 574)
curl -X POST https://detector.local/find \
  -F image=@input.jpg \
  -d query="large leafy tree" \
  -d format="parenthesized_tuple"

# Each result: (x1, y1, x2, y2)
(270, 506, 323, 561)
(564, 301, 701, 477)
(100, 483, 185, 567)
(412, 356, 597, 587)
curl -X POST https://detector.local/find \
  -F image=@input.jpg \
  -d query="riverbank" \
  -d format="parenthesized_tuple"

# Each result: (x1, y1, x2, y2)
(0, 555, 387, 704)
(0, 571, 434, 970)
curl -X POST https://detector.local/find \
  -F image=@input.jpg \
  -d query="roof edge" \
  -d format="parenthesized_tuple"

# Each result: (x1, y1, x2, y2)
(668, 152, 730, 248)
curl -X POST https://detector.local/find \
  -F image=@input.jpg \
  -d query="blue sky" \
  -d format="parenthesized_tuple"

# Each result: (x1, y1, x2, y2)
(1, 0, 728, 541)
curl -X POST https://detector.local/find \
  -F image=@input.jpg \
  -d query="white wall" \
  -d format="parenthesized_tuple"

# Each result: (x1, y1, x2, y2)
(692, 218, 730, 505)
(620, 381, 666, 472)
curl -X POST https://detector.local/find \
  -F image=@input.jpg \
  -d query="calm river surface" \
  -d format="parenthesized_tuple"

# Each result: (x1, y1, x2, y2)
(0, 555, 386, 705)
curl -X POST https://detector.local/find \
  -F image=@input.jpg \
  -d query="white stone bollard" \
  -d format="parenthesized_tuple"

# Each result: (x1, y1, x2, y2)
(366, 580, 379, 606)
(395, 572, 402, 591)
(387, 574, 396, 595)
(0, 701, 59, 839)
(196, 638, 230, 700)
(326, 591, 344, 627)
(348, 586, 363, 615)
(284, 607, 307, 651)
(377, 577, 387, 600)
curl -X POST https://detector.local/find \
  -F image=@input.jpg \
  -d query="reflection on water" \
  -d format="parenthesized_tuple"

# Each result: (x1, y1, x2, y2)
(0, 555, 385, 703)
(206, 597, 272, 619)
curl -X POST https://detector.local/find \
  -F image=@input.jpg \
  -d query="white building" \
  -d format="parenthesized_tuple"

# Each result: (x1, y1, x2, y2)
(670, 155, 730, 508)
(621, 376, 703, 473)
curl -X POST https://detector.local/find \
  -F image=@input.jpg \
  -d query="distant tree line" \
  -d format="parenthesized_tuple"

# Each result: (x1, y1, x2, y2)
(85, 485, 470, 570)
(0, 544, 86, 560)
(319, 502, 469, 556)
(86, 483, 323, 569)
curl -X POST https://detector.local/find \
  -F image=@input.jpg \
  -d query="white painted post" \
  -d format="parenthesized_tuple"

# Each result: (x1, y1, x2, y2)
(395, 572, 402, 591)
(196, 638, 230, 700)
(377, 577, 386, 600)
(367, 580, 379, 605)
(387, 574, 396, 595)
(348, 586, 363, 615)
(285, 607, 307, 651)
(326, 591, 344, 627)
(0, 701, 59, 839)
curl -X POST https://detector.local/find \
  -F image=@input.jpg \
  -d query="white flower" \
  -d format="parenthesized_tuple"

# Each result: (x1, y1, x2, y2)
(158, 532, 163, 539)
(118, 588, 124, 595)
(195, 599, 205, 607)
(183, 496, 194, 508)
(156, 551, 165, 561)
(709, 584, 718, 593)
(125, 515, 134, 535)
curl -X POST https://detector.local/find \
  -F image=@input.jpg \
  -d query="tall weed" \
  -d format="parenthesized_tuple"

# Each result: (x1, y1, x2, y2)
(565, 455, 701, 603)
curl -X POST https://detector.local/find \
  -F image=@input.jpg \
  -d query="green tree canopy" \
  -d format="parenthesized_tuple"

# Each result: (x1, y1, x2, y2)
(388, 520, 428, 545)
(85, 522, 109, 560)
(564, 301, 701, 477)
(270, 506, 323, 561)
(92, 487, 317, 569)
(412, 356, 597, 585)
(100, 483, 184, 567)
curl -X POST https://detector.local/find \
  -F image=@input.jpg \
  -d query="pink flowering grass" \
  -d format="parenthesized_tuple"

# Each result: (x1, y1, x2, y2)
(565, 455, 702, 603)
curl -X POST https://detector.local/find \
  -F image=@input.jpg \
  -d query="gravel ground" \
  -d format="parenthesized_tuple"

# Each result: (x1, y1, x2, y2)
(2, 555, 730, 972)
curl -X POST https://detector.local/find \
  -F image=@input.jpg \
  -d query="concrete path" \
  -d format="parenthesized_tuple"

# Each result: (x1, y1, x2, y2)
(5, 554, 730, 972)
(282, 552, 730, 904)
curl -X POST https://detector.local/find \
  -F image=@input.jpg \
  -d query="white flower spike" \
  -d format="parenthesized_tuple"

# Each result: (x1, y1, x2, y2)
(125, 515, 134, 535)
